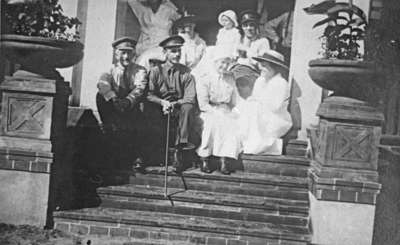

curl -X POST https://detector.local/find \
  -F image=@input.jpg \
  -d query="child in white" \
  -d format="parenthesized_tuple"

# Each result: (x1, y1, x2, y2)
(216, 10, 241, 57)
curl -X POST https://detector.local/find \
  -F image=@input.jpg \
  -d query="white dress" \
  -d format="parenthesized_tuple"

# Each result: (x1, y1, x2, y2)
(128, 0, 180, 55)
(237, 73, 292, 155)
(196, 72, 242, 159)
(215, 28, 241, 57)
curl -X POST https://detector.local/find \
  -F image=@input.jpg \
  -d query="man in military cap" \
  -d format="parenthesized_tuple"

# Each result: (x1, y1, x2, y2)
(146, 35, 197, 173)
(96, 37, 148, 171)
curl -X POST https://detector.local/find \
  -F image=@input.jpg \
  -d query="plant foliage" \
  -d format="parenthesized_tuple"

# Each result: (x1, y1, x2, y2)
(304, 0, 367, 59)
(1, 0, 81, 41)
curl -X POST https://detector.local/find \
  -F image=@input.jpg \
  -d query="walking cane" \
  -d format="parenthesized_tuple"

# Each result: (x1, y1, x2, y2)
(164, 109, 171, 198)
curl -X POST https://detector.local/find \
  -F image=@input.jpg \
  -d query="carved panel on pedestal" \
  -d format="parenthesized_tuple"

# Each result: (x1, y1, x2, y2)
(315, 120, 327, 163)
(1, 93, 52, 139)
(332, 125, 372, 163)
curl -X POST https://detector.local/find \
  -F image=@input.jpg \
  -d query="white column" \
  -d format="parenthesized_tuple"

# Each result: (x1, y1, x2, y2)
(57, 0, 78, 82)
(79, 0, 118, 109)
(289, 0, 370, 140)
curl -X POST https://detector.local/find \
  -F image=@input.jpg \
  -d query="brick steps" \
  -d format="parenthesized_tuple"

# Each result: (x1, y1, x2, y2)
(140, 167, 308, 188)
(55, 154, 312, 244)
(98, 185, 309, 226)
(54, 207, 311, 244)
(129, 168, 309, 201)
(240, 154, 310, 177)
(99, 185, 309, 213)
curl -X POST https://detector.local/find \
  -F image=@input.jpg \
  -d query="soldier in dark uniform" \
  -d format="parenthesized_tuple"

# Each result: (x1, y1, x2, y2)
(146, 35, 197, 173)
(96, 37, 148, 171)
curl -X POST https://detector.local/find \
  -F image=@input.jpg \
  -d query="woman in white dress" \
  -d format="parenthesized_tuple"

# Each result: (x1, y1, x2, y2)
(237, 50, 292, 155)
(128, 0, 180, 68)
(196, 50, 241, 175)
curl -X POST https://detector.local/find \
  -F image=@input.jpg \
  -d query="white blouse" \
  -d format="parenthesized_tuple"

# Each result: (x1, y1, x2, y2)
(215, 28, 241, 56)
(128, 0, 180, 54)
(236, 36, 271, 67)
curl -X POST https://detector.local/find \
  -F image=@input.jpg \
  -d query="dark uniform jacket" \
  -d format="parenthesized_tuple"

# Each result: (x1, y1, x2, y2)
(147, 62, 196, 105)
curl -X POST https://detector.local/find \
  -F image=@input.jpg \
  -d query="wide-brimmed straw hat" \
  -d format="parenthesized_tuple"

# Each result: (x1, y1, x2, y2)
(218, 10, 238, 27)
(252, 50, 288, 70)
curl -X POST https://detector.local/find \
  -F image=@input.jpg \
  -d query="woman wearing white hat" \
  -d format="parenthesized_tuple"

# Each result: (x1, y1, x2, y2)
(237, 50, 292, 155)
(196, 49, 242, 174)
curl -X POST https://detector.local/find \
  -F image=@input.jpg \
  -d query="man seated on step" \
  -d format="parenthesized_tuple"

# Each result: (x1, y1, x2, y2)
(146, 35, 198, 173)
(96, 37, 149, 172)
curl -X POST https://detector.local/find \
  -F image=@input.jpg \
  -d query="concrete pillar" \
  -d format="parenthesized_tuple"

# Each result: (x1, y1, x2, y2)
(0, 75, 71, 227)
(308, 96, 383, 245)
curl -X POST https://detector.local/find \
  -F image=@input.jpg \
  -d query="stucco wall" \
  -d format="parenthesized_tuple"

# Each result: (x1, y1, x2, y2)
(0, 170, 50, 227)
(310, 193, 376, 245)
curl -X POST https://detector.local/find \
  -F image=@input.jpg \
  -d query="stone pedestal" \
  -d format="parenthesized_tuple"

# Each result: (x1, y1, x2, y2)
(308, 96, 383, 245)
(0, 75, 70, 227)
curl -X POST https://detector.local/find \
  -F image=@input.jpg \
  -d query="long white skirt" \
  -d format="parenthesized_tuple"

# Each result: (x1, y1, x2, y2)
(196, 105, 242, 159)
(237, 99, 292, 155)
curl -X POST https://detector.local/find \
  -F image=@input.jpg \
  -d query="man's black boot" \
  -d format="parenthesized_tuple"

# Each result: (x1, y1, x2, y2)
(172, 148, 184, 173)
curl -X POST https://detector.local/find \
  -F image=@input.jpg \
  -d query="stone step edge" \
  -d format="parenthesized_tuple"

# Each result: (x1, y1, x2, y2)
(53, 209, 311, 242)
(140, 168, 309, 189)
(97, 186, 310, 214)
(241, 154, 310, 166)
(99, 197, 310, 227)
(54, 217, 309, 245)
(130, 174, 309, 201)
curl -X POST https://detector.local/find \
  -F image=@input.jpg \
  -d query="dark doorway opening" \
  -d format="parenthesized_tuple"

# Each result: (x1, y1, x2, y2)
(172, 0, 294, 45)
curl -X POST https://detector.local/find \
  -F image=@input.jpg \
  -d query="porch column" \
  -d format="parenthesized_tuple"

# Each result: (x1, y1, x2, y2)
(79, 0, 118, 109)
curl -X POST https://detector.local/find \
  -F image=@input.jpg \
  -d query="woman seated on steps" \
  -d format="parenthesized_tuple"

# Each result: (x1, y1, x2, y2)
(236, 50, 292, 155)
(196, 49, 242, 175)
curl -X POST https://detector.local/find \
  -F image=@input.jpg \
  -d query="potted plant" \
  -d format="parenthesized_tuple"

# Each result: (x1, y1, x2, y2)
(1, 0, 84, 79)
(304, 0, 378, 102)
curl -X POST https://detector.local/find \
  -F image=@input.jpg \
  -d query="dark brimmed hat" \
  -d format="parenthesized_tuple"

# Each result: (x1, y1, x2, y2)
(159, 35, 185, 49)
(239, 10, 260, 25)
(175, 15, 197, 28)
(252, 50, 288, 70)
(112, 37, 137, 50)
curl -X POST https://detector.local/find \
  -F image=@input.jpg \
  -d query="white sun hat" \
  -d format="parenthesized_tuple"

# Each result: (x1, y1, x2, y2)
(252, 50, 288, 70)
(218, 10, 239, 27)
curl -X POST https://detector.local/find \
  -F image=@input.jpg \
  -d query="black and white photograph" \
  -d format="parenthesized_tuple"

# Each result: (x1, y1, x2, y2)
(0, 0, 399, 244)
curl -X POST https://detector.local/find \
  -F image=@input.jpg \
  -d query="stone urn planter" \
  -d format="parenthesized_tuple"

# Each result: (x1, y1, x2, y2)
(308, 59, 379, 102)
(1, 34, 84, 79)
